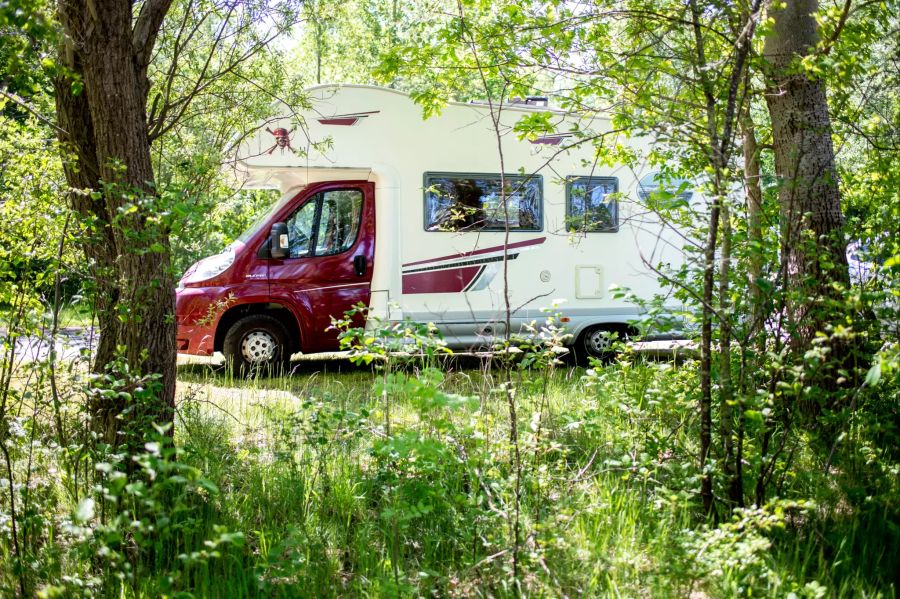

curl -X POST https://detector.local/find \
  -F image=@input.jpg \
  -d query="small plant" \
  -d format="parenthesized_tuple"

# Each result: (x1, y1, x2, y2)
(59, 425, 243, 597)
(680, 501, 821, 597)
(193, 292, 236, 328)
(331, 301, 452, 367)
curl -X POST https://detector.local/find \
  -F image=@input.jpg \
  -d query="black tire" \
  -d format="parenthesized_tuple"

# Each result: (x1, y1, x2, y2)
(222, 314, 292, 376)
(573, 324, 629, 366)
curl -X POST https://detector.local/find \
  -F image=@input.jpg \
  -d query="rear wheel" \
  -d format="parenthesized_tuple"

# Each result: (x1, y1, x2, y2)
(574, 324, 629, 365)
(223, 314, 291, 375)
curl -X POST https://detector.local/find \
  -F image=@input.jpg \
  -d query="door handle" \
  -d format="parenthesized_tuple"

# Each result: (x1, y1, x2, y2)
(353, 254, 367, 277)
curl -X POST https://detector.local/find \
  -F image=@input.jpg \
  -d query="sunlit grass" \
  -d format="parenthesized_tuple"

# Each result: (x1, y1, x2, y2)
(155, 356, 897, 597)
(0, 348, 893, 597)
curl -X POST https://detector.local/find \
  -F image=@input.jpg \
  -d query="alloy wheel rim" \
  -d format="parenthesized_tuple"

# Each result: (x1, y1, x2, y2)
(586, 329, 615, 356)
(241, 330, 278, 363)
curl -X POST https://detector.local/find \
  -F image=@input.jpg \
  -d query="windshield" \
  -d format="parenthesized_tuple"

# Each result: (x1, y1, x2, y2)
(236, 190, 297, 243)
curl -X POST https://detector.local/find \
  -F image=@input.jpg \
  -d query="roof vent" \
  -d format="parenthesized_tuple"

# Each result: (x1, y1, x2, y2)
(469, 96, 551, 108)
(508, 96, 549, 107)
(523, 96, 549, 106)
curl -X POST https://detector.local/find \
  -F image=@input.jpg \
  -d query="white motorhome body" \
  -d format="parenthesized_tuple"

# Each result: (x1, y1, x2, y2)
(231, 84, 685, 353)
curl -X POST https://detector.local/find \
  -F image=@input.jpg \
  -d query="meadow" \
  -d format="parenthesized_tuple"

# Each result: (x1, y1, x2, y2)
(7, 349, 879, 598)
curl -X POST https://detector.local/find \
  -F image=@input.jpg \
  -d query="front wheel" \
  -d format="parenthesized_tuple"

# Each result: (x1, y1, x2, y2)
(222, 314, 291, 375)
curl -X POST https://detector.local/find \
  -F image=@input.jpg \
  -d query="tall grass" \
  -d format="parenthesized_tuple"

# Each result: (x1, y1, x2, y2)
(0, 354, 896, 597)
(161, 357, 896, 597)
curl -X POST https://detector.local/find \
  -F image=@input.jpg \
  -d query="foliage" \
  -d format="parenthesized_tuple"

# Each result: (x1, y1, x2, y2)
(2, 300, 898, 596)
(1, 0, 898, 596)
(0, 112, 77, 310)
(0, 0, 54, 101)
(59, 426, 243, 597)
(147, 0, 307, 273)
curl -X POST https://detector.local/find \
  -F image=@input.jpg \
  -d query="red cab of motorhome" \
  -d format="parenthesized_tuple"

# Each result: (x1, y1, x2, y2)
(176, 180, 375, 370)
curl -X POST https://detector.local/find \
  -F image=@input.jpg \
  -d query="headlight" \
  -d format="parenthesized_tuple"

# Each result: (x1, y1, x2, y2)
(180, 249, 236, 286)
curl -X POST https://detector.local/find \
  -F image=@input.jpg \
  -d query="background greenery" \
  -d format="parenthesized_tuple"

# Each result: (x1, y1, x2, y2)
(1, 0, 898, 596)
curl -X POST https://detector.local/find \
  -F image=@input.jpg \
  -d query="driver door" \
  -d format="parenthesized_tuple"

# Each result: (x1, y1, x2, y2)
(268, 182, 375, 352)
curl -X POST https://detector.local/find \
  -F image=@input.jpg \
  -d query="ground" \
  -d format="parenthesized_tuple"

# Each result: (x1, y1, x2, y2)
(1, 329, 890, 597)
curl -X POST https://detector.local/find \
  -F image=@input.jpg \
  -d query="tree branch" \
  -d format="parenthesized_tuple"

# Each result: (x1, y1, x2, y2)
(133, 0, 175, 71)
(0, 86, 67, 136)
(821, 0, 851, 56)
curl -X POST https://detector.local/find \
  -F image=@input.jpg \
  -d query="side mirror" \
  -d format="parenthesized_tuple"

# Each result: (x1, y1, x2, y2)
(269, 222, 289, 259)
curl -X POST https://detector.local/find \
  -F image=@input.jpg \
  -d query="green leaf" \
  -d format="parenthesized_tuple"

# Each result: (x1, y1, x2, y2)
(865, 361, 881, 387)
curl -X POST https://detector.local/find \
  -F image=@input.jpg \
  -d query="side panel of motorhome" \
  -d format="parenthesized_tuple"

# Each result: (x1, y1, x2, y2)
(233, 84, 684, 351)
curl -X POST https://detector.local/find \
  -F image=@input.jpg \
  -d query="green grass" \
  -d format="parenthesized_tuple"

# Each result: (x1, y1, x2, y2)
(160, 358, 896, 598)
(55, 302, 97, 328)
(1, 355, 897, 597)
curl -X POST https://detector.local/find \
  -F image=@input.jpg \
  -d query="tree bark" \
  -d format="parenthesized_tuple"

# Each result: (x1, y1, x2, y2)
(56, 0, 176, 445)
(741, 111, 765, 342)
(688, 0, 719, 517)
(53, 60, 123, 372)
(718, 201, 742, 507)
(764, 0, 849, 352)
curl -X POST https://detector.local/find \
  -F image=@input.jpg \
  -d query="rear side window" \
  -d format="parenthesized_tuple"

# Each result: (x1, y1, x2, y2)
(424, 173, 542, 232)
(285, 189, 363, 258)
(637, 171, 694, 206)
(566, 177, 618, 233)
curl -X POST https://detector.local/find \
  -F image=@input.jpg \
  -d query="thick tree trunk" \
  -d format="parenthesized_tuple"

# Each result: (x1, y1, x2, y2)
(764, 0, 849, 351)
(57, 0, 176, 445)
(53, 69, 123, 372)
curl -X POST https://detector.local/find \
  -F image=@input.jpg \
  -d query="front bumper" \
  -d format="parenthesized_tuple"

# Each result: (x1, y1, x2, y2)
(176, 323, 216, 356)
(176, 287, 221, 356)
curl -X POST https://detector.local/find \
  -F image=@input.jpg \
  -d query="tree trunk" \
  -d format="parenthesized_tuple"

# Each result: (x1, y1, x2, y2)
(56, 0, 176, 446)
(717, 201, 742, 507)
(764, 0, 849, 353)
(741, 111, 765, 342)
(699, 193, 719, 516)
(53, 66, 123, 372)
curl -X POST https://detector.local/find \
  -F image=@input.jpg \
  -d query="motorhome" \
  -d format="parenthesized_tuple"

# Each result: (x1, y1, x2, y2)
(175, 84, 688, 370)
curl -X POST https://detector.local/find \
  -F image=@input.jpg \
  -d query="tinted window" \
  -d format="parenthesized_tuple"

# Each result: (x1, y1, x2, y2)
(637, 171, 693, 205)
(284, 189, 363, 258)
(424, 173, 542, 232)
(566, 177, 618, 232)
(316, 190, 362, 255)
(286, 199, 317, 258)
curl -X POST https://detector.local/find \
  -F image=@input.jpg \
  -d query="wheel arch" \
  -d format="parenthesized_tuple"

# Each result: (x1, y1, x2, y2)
(215, 302, 302, 354)
(571, 320, 639, 344)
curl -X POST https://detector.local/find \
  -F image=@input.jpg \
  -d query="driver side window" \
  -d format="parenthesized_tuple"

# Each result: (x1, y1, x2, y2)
(284, 189, 363, 258)
(286, 199, 317, 258)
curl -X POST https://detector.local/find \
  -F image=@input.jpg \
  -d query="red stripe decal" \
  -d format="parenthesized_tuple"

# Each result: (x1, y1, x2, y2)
(317, 111, 380, 126)
(403, 237, 546, 268)
(402, 266, 482, 294)
(318, 117, 361, 126)
(529, 134, 571, 145)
